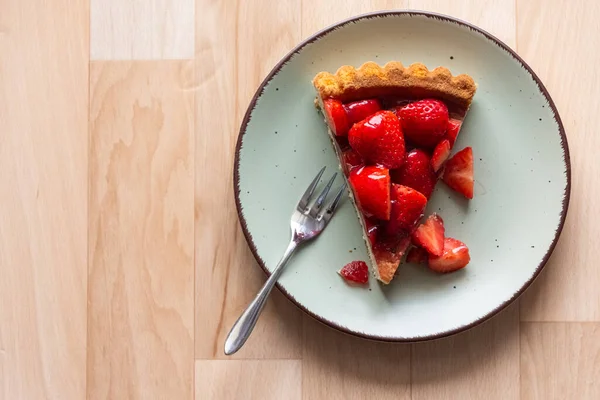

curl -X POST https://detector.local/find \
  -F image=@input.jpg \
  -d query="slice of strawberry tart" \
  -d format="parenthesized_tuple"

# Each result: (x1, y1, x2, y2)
(313, 62, 476, 284)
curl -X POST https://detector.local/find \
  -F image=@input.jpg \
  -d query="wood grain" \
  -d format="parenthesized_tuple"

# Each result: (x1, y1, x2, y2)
(91, 0, 195, 60)
(87, 61, 194, 399)
(408, 0, 516, 48)
(302, 317, 411, 400)
(412, 304, 520, 400)
(517, 0, 600, 322)
(195, 360, 302, 400)
(1, 0, 598, 398)
(0, 1, 89, 399)
(301, 0, 516, 46)
(301, 0, 405, 38)
(521, 322, 600, 399)
(194, 0, 303, 359)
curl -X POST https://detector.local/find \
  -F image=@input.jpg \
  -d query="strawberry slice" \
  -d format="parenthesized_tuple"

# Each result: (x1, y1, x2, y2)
(348, 110, 406, 169)
(342, 148, 363, 172)
(443, 147, 474, 199)
(406, 247, 428, 264)
(385, 184, 427, 236)
(349, 165, 391, 220)
(446, 118, 462, 146)
(343, 99, 382, 125)
(428, 238, 470, 273)
(395, 99, 449, 148)
(323, 99, 350, 136)
(391, 149, 436, 198)
(412, 213, 445, 256)
(431, 139, 452, 173)
(338, 261, 369, 284)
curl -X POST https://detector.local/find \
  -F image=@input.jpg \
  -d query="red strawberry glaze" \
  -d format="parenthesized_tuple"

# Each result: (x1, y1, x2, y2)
(322, 94, 469, 282)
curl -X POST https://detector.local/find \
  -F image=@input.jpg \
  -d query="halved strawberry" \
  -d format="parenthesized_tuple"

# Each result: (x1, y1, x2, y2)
(349, 166, 391, 220)
(391, 149, 436, 198)
(395, 99, 449, 148)
(343, 99, 382, 125)
(406, 246, 428, 264)
(342, 148, 363, 172)
(431, 139, 452, 173)
(385, 184, 427, 236)
(338, 261, 369, 284)
(443, 147, 474, 199)
(348, 110, 406, 169)
(412, 213, 445, 256)
(446, 118, 462, 146)
(428, 238, 470, 273)
(323, 99, 350, 136)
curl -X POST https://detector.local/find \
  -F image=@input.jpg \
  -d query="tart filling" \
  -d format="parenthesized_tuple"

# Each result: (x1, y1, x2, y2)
(313, 62, 477, 284)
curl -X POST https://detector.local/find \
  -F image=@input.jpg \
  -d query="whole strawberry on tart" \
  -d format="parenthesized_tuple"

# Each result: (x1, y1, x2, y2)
(313, 62, 476, 284)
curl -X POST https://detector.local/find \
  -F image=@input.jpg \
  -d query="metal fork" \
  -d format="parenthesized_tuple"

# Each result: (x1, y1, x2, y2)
(224, 166, 347, 355)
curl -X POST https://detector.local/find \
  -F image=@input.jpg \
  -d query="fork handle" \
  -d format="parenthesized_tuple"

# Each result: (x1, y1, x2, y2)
(224, 240, 298, 355)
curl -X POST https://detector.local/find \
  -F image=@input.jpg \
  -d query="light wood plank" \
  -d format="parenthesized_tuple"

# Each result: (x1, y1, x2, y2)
(301, 1, 515, 49)
(195, 360, 302, 400)
(0, 1, 88, 399)
(88, 61, 194, 399)
(517, 0, 600, 321)
(91, 0, 194, 60)
(401, 3, 519, 397)
(521, 322, 600, 399)
(412, 304, 520, 400)
(302, 317, 411, 400)
(195, 0, 303, 359)
(408, 0, 516, 48)
(301, 0, 406, 38)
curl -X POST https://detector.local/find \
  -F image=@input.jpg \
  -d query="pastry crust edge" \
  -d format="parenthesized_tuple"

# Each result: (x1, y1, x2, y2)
(313, 61, 477, 109)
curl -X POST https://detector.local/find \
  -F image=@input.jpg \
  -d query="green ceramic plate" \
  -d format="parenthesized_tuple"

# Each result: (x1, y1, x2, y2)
(234, 11, 570, 341)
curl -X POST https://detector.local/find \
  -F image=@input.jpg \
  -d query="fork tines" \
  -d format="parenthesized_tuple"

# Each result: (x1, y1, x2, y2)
(297, 166, 347, 221)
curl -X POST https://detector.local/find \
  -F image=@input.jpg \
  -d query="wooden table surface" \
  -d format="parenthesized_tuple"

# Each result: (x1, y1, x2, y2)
(1, 0, 599, 399)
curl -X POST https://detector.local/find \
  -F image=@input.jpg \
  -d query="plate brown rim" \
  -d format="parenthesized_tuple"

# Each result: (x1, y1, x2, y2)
(232, 10, 571, 342)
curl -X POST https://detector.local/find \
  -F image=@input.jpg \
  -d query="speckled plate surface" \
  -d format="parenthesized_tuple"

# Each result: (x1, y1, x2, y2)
(234, 11, 570, 341)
